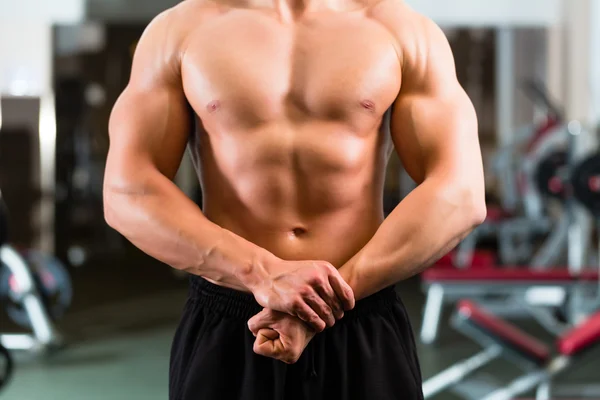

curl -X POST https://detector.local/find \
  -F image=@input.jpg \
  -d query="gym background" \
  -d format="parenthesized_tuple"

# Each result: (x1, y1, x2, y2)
(1, 1, 600, 399)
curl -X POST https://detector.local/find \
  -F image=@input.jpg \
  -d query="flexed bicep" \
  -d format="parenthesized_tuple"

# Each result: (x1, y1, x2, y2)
(390, 16, 482, 192)
(106, 10, 192, 188)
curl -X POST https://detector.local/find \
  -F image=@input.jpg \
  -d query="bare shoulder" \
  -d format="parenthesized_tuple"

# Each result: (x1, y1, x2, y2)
(132, 0, 223, 84)
(367, 0, 452, 79)
(143, 0, 221, 48)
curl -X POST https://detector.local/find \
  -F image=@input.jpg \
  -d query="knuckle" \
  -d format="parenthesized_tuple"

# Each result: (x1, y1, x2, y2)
(298, 286, 312, 298)
(309, 274, 325, 287)
(289, 297, 303, 311)
(321, 305, 332, 317)
(320, 261, 335, 272)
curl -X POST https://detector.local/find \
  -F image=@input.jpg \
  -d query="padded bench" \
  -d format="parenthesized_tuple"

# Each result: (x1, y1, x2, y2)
(423, 301, 600, 400)
(557, 311, 600, 356)
(458, 300, 600, 361)
(424, 267, 600, 283)
(420, 266, 599, 344)
(456, 300, 551, 365)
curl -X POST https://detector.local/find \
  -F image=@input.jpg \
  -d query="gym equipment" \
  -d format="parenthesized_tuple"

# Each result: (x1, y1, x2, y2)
(452, 81, 568, 269)
(0, 244, 66, 353)
(453, 214, 554, 269)
(421, 121, 597, 344)
(1, 250, 73, 328)
(423, 300, 600, 400)
(0, 190, 66, 353)
(419, 267, 599, 344)
(572, 153, 600, 216)
(436, 250, 496, 268)
(0, 344, 13, 393)
(534, 150, 569, 202)
(494, 79, 564, 214)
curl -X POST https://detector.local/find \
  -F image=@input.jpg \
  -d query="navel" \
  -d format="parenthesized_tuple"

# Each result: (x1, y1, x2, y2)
(288, 227, 308, 239)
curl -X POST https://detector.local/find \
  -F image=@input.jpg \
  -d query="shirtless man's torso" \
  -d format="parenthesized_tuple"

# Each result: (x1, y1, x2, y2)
(104, 0, 486, 398)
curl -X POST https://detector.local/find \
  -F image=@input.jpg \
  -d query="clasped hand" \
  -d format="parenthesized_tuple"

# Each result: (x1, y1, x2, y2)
(249, 259, 355, 363)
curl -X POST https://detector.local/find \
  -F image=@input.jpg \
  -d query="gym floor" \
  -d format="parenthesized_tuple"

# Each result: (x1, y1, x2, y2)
(2, 253, 598, 400)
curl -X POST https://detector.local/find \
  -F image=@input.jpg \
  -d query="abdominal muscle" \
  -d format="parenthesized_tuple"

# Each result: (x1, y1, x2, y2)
(192, 120, 390, 270)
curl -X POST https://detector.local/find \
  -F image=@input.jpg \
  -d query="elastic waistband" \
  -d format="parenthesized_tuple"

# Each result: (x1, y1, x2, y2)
(188, 276, 397, 321)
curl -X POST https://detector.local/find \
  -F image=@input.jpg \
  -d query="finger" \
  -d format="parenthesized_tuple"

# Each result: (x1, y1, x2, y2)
(254, 330, 279, 355)
(315, 282, 344, 320)
(293, 302, 326, 332)
(306, 292, 336, 328)
(328, 271, 356, 311)
(253, 330, 284, 359)
(257, 328, 279, 342)
(248, 309, 277, 335)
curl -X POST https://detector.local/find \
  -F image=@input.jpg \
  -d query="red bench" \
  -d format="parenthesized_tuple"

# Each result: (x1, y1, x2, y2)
(458, 300, 600, 361)
(435, 251, 496, 269)
(557, 312, 600, 356)
(424, 267, 599, 283)
(457, 300, 551, 365)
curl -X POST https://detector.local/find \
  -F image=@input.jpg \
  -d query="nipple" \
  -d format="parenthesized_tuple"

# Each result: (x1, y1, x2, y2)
(360, 100, 376, 112)
(206, 100, 221, 113)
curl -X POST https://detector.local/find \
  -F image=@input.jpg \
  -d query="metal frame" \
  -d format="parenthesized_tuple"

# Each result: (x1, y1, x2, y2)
(423, 307, 600, 400)
(419, 279, 590, 344)
(419, 279, 598, 344)
(422, 345, 503, 399)
(0, 244, 63, 352)
(455, 120, 571, 269)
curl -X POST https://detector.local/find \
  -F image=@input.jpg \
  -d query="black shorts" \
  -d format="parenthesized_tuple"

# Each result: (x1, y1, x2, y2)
(169, 276, 423, 400)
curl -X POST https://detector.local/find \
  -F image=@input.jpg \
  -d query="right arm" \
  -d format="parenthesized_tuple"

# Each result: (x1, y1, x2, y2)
(103, 11, 353, 330)
(104, 12, 266, 292)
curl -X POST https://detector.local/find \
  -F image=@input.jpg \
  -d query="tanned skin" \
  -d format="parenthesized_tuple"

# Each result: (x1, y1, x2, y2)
(105, 0, 485, 364)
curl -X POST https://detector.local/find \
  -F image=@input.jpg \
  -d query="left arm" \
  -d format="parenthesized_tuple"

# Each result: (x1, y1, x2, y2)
(339, 17, 486, 300)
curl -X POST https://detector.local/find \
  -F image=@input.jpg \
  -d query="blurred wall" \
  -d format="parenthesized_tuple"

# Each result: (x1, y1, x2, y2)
(0, 0, 83, 21)
(86, 0, 180, 21)
(0, 23, 52, 97)
(406, 0, 562, 26)
(85, 0, 563, 25)
(593, 0, 600, 126)
(0, 0, 84, 96)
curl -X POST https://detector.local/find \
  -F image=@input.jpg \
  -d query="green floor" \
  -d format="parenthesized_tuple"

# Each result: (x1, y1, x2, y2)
(4, 328, 173, 400)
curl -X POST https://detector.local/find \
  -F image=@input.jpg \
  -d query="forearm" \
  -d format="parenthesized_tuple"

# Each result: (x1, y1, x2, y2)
(339, 178, 485, 300)
(104, 170, 274, 291)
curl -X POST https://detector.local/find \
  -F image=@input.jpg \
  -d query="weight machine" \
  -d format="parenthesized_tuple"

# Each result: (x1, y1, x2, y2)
(0, 190, 68, 354)
(421, 121, 600, 344)
(453, 81, 569, 269)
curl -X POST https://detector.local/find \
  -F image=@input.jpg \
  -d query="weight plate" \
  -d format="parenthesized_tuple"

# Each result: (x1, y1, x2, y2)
(534, 151, 569, 201)
(572, 153, 600, 217)
(0, 250, 72, 328)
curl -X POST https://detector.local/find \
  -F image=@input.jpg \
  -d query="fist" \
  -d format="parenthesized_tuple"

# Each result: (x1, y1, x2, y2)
(252, 259, 355, 332)
(248, 308, 316, 364)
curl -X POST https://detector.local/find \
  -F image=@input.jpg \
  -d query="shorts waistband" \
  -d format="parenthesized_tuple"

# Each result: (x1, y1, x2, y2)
(189, 275, 397, 321)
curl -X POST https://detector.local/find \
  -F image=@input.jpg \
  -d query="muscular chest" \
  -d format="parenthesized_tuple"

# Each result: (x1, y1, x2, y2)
(182, 12, 401, 129)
